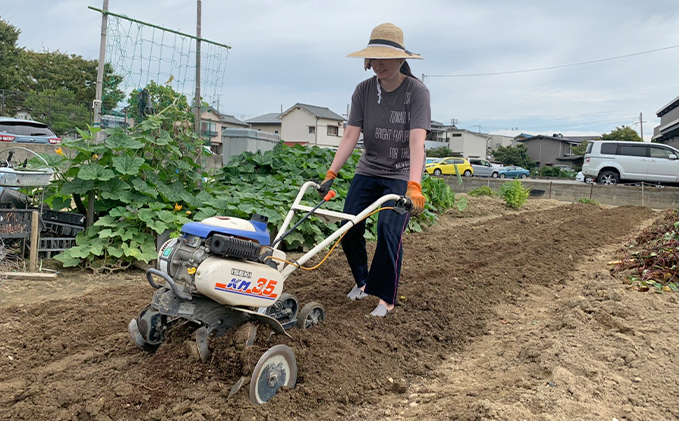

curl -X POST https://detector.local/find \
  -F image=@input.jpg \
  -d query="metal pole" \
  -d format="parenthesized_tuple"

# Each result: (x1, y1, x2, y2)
(88, 0, 109, 228)
(639, 112, 644, 140)
(195, 0, 203, 181)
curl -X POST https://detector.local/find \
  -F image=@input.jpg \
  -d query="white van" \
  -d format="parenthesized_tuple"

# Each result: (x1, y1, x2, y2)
(582, 141, 679, 185)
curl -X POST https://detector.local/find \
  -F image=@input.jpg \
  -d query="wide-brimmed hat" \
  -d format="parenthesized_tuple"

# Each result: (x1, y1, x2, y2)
(347, 22, 423, 60)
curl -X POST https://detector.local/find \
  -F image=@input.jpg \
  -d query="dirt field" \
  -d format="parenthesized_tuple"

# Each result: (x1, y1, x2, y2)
(0, 196, 677, 421)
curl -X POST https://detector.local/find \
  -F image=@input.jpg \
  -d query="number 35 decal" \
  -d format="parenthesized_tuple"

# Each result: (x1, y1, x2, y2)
(250, 278, 277, 297)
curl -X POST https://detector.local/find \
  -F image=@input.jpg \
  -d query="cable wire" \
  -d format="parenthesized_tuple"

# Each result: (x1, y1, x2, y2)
(426, 45, 679, 78)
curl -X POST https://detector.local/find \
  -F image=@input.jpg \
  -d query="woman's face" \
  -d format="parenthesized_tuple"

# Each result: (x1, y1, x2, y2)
(370, 59, 404, 82)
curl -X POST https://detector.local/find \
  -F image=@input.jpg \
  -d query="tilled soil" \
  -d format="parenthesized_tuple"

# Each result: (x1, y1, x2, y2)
(0, 196, 677, 421)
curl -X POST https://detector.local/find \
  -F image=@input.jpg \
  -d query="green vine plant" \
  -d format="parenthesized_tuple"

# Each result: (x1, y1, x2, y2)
(32, 94, 209, 272)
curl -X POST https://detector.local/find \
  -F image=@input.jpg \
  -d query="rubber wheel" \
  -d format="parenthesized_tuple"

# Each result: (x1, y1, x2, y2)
(499, 174, 506, 178)
(249, 344, 297, 404)
(520, 174, 528, 179)
(433, 169, 442, 176)
(296, 302, 326, 329)
(597, 170, 619, 185)
(266, 293, 299, 324)
(464, 170, 472, 177)
(491, 172, 498, 178)
(128, 318, 159, 353)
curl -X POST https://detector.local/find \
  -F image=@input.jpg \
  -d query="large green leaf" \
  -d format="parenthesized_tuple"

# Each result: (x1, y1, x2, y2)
(100, 178, 131, 200)
(112, 155, 145, 175)
(104, 131, 145, 150)
(131, 178, 158, 197)
(78, 163, 116, 181)
(61, 178, 95, 195)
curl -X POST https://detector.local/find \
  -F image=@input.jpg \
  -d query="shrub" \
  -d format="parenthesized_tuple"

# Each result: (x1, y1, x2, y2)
(468, 186, 495, 197)
(577, 198, 599, 205)
(498, 180, 530, 209)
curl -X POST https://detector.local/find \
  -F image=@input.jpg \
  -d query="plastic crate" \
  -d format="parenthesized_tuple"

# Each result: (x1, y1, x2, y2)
(41, 209, 86, 226)
(39, 237, 76, 258)
(0, 209, 43, 239)
(42, 220, 85, 237)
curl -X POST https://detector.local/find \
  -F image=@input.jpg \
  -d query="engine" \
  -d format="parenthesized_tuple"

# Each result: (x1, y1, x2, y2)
(157, 214, 286, 308)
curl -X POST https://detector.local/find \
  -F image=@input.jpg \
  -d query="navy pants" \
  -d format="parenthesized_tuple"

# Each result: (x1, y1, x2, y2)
(341, 174, 409, 305)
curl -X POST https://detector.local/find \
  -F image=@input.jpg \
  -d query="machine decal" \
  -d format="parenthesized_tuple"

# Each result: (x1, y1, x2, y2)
(215, 278, 279, 300)
(231, 268, 252, 279)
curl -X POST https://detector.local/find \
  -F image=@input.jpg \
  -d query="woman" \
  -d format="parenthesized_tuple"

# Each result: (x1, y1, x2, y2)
(318, 22, 431, 317)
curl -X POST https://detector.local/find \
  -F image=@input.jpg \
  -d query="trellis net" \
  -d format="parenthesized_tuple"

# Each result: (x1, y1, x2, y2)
(101, 10, 230, 116)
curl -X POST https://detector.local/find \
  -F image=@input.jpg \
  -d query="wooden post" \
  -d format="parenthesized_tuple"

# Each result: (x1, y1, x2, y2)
(29, 210, 39, 272)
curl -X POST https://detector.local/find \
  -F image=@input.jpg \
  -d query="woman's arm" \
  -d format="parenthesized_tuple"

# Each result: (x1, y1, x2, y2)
(409, 128, 427, 183)
(329, 125, 362, 173)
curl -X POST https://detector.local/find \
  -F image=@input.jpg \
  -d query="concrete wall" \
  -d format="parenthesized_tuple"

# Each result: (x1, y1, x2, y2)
(440, 176, 679, 210)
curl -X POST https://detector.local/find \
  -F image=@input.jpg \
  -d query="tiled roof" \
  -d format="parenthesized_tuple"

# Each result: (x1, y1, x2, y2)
(280, 103, 345, 121)
(246, 113, 282, 124)
(220, 114, 249, 127)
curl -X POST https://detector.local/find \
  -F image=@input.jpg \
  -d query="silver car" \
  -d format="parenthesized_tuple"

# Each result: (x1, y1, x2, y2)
(468, 158, 500, 178)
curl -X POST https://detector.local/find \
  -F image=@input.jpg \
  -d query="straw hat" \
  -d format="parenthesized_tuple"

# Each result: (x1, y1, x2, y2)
(347, 23, 423, 60)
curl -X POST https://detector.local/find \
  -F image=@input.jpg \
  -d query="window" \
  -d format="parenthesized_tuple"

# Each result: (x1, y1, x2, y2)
(201, 120, 217, 137)
(650, 146, 673, 159)
(453, 158, 464, 164)
(619, 145, 646, 157)
(327, 126, 338, 136)
(308, 126, 316, 134)
(600, 143, 617, 154)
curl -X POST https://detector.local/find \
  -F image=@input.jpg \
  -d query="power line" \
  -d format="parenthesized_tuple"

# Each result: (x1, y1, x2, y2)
(425, 45, 679, 78)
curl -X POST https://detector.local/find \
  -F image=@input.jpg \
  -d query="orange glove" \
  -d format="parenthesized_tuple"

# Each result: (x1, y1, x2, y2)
(318, 170, 337, 197)
(406, 181, 426, 216)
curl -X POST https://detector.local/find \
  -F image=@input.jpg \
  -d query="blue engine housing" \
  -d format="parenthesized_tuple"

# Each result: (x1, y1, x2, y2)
(181, 218, 270, 246)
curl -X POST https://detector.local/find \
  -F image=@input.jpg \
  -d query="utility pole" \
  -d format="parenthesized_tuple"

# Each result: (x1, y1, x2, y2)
(639, 112, 644, 140)
(195, 0, 202, 183)
(88, 0, 109, 228)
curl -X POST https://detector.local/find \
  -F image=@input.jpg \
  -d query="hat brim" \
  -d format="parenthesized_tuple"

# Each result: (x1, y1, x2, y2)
(347, 46, 423, 60)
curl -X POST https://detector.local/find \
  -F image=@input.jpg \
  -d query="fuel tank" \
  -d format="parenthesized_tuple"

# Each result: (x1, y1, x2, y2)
(194, 257, 285, 308)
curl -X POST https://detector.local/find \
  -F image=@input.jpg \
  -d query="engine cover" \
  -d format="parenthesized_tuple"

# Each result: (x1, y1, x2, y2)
(194, 257, 284, 308)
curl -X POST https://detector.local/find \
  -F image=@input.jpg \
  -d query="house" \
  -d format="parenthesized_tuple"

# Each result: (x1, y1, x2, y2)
(487, 134, 516, 152)
(279, 103, 345, 148)
(652, 96, 679, 150)
(199, 107, 249, 154)
(517, 133, 600, 169)
(444, 128, 489, 159)
(246, 113, 282, 136)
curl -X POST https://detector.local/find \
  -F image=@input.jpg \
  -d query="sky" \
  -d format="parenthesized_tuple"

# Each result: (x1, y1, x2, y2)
(1, 0, 679, 141)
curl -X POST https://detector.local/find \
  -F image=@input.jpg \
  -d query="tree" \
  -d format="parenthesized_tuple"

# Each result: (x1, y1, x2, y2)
(0, 18, 22, 91)
(426, 145, 454, 157)
(24, 88, 91, 137)
(491, 144, 534, 168)
(601, 126, 642, 142)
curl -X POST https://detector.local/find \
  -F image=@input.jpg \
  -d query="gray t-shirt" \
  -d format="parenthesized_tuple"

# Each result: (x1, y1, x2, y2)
(348, 76, 431, 181)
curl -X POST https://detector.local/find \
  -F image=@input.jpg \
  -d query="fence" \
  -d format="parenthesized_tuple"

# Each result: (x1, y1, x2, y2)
(442, 177, 679, 210)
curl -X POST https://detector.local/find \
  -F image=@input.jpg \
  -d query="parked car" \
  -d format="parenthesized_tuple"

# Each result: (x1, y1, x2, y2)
(498, 166, 530, 179)
(0, 117, 61, 145)
(582, 140, 679, 185)
(425, 157, 473, 177)
(468, 158, 500, 178)
(425, 157, 443, 165)
(575, 171, 593, 183)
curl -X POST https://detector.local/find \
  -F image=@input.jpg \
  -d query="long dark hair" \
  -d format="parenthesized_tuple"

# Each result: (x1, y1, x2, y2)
(400, 61, 417, 79)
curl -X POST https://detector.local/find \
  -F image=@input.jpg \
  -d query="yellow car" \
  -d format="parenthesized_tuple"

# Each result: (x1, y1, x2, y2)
(425, 157, 474, 177)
